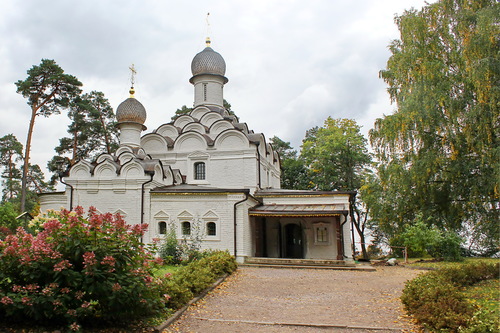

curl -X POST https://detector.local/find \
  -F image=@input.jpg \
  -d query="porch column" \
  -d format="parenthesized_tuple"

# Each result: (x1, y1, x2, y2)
(335, 217, 343, 260)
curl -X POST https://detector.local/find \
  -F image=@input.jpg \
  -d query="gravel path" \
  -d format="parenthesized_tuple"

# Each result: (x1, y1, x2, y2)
(164, 266, 423, 332)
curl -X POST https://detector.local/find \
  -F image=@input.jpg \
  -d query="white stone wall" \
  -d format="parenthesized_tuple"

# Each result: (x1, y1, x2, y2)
(38, 192, 68, 212)
(148, 192, 254, 262)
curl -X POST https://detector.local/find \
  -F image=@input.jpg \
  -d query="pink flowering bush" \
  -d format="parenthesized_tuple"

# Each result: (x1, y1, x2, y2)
(0, 206, 166, 329)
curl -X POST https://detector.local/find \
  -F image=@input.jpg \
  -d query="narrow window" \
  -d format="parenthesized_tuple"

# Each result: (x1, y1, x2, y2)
(206, 222, 216, 236)
(316, 226, 328, 243)
(203, 83, 207, 101)
(194, 162, 206, 180)
(181, 221, 191, 236)
(158, 221, 167, 235)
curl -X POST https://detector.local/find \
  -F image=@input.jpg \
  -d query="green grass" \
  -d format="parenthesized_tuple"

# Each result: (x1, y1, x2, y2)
(154, 265, 180, 277)
(464, 278, 499, 313)
(405, 257, 499, 270)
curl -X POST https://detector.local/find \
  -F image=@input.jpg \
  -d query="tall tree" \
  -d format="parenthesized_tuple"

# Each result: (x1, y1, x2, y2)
(301, 118, 372, 258)
(370, 0, 499, 254)
(301, 118, 371, 191)
(0, 135, 23, 202)
(15, 59, 82, 212)
(269, 136, 308, 189)
(47, 91, 118, 180)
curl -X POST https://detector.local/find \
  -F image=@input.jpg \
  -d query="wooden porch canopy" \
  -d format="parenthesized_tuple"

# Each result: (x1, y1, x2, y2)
(249, 204, 348, 217)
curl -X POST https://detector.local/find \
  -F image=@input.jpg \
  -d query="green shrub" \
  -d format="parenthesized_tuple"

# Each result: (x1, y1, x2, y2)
(158, 221, 204, 265)
(162, 250, 237, 310)
(0, 207, 167, 330)
(439, 262, 500, 286)
(401, 273, 474, 330)
(402, 262, 500, 332)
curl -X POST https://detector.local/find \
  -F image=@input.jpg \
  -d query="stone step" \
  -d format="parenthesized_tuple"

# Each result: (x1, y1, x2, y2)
(244, 257, 356, 267)
(239, 263, 375, 271)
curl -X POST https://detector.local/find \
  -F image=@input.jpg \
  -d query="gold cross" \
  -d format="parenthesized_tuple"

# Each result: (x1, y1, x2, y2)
(129, 64, 137, 87)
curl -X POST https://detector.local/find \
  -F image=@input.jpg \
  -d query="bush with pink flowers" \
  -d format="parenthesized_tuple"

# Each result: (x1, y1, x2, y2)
(0, 207, 167, 330)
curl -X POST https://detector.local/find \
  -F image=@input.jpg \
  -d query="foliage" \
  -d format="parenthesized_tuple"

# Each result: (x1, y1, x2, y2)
(15, 59, 82, 212)
(158, 220, 204, 265)
(162, 250, 237, 310)
(0, 207, 167, 329)
(0, 202, 18, 237)
(395, 214, 463, 260)
(369, 0, 500, 256)
(401, 261, 500, 331)
(0, 135, 23, 202)
(47, 91, 118, 183)
(301, 118, 371, 191)
(301, 117, 372, 258)
(269, 136, 308, 189)
(461, 279, 500, 333)
(0, 133, 52, 214)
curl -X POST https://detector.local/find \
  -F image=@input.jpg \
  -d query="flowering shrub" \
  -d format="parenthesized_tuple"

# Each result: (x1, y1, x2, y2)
(0, 207, 167, 329)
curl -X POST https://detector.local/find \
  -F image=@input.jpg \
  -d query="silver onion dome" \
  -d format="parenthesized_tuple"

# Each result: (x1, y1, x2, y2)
(191, 45, 226, 77)
(116, 88, 147, 125)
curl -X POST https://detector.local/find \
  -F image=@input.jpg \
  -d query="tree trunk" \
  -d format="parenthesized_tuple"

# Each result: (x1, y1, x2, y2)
(20, 108, 37, 212)
(99, 111, 112, 154)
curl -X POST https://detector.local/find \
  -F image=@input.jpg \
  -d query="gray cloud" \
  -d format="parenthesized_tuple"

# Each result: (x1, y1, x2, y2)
(0, 0, 434, 179)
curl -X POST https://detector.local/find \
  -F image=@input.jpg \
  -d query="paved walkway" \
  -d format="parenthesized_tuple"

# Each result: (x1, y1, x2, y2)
(164, 266, 423, 332)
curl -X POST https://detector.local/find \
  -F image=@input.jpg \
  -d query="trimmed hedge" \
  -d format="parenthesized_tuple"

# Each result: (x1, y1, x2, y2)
(401, 262, 500, 332)
(161, 250, 237, 310)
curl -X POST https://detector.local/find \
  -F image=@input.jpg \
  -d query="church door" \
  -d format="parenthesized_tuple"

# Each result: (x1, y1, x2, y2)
(254, 218, 267, 257)
(284, 224, 303, 258)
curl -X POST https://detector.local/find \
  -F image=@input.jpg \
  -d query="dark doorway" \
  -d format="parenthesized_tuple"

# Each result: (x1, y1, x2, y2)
(284, 224, 303, 258)
(254, 218, 267, 257)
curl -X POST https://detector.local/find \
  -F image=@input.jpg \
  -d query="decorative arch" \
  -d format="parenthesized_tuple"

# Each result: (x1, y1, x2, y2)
(161, 165, 174, 185)
(182, 122, 207, 134)
(115, 146, 134, 156)
(173, 115, 195, 129)
(69, 160, 92, 179)
(209, 119, 234, 136)
(155, 124, 181, 140)
(174, 131, 208, 151)
(96, 153, 115, 164)
(141, 133, 169, 154)
(190, 106, 211, 120)
(199, 112, 224, 128)
(119, 160, 144, 178)
(214, 130, 250, 150)
(93, 160, 118, 178)
(117, 151, 135, 165)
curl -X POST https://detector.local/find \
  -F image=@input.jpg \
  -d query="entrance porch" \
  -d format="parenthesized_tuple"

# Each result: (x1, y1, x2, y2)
(249, 205, 350, 261)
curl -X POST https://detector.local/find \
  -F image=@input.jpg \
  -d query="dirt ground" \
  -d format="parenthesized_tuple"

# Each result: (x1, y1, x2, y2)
(164, 266, 424, 333)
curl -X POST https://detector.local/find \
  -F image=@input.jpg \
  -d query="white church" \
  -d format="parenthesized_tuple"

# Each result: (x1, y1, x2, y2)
(40, 39, 354, 264)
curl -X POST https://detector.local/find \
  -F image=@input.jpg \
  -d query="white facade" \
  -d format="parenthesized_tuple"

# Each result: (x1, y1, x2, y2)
(40, 40, 354, 263)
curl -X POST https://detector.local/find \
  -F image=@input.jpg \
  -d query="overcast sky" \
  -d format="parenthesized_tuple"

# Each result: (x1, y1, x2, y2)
(0, 0, 434, 179)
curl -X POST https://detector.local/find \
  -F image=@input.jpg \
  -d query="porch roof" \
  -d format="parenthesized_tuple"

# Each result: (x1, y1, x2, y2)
(249, 204, 348, 217)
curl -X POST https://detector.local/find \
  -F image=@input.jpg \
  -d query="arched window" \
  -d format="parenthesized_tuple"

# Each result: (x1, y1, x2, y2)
(206, 222, 216, 236)
(181, 221, 191, 236)
(194, 162, 206, 180)
(158, 221, 167, 235)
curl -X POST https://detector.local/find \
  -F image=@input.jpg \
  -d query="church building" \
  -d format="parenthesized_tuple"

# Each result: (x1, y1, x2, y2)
(40, 39, 354, 264)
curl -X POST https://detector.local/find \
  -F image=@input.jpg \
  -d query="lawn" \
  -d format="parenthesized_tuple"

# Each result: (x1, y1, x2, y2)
(154, 264, 181, 277)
